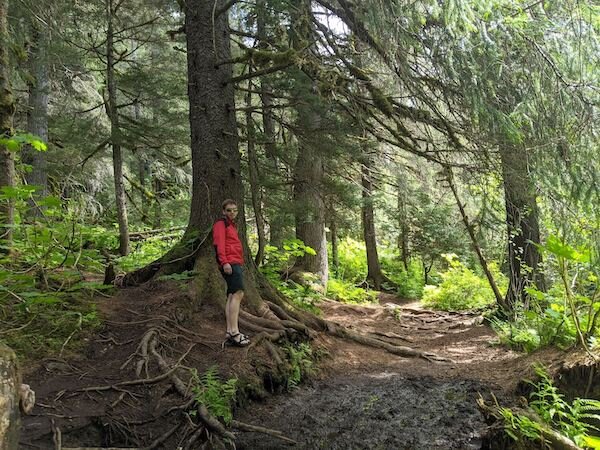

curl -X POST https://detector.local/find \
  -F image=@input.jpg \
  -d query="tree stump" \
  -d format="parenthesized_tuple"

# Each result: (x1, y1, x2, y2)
(0, 343, 20, 450)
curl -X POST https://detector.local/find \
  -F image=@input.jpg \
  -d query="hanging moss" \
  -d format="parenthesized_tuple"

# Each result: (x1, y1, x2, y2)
(367, 83, 394, 117)
(247, 48, 296, 66)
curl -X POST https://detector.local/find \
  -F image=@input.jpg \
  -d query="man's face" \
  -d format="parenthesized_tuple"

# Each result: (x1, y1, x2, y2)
(223, 203, 238, 221)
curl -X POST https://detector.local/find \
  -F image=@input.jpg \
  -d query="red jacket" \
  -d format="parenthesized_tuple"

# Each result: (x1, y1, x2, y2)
(212, 217, 244, 266)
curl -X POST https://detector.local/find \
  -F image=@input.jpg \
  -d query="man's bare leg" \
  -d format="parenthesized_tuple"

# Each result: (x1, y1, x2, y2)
(225, 293, 234, 333)
(226, 290, 244, 335)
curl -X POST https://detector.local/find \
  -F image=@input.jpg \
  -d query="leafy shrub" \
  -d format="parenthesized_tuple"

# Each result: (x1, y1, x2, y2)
(326, 278, 377, 304)
(490, 288, 579, 353)
(261, 240, 322, 314)
(380, 256, 424, 299)
(116, 232, 182, 272)
(190, 366, 237, 425)
(492, 234, 599, 353)
(422, 254, 506, 311)
(335, 237, 368, 283)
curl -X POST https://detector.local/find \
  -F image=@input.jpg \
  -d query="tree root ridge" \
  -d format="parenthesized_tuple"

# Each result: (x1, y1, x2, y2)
(259, 294, 451, 363)
(47, 322, 298, 449)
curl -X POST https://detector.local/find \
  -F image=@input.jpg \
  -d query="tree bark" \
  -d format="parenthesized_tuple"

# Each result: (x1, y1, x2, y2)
(183, 0, 265, 311)
(257, 0, 277, 166)
(500, 146, 545, 311)
(397, 173, 410, 270)
(245, 77, 267, 266)
(330, 214, 339, 278)
(361, 151, 385, 289)
(290, 0, 328, 288)
(23, 23, 49, 216)
(106, 0, 130, 256)
(0, 0, 15, 251)
(0, 343, 21, 449)
(256, 0, 284, 247)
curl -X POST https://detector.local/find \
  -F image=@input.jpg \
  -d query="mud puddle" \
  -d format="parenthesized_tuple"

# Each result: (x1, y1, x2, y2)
(236, 372, 492, 450)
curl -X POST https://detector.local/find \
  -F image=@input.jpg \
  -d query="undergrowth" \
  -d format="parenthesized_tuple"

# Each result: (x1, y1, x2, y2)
(284, 342, 317, 389)
(501, 366, 600, 449)
(423, 254, 506, 311)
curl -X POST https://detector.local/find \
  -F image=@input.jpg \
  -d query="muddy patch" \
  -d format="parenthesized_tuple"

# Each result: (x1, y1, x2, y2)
(236, 373, 491, 450)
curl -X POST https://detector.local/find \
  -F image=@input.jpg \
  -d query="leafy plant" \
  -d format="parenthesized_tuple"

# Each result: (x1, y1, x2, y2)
(334, 237, 368, 283)
(423, 254, 506, 311)
(190, 366, 238, 425)
(326, 278, 377, 304)
(380, 256, 425, 299)
(501, 366, 600, 449)
(261, 240, 322, 313)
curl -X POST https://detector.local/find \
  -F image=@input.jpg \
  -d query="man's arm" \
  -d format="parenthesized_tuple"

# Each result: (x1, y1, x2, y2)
(212, 220, 229, 267)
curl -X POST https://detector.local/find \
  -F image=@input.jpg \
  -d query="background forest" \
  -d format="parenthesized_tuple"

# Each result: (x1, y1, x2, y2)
(1, 0, 598, 358)
(0, 0, 599, 446)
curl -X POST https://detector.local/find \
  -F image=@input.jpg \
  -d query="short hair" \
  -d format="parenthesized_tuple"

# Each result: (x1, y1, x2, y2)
(222, 199, 237, 210)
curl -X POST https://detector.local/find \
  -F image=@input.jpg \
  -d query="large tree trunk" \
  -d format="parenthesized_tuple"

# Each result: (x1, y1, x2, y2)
(182, 0, 266, 312)
(107, 0, 130, 256)
(0, 0, 15, 251)
(500, 146, 545, 311)
(290, 0, 328, 289)
(23, 24, 49, 216)
(245, 78, 267, 266)
(361, 150, 385, 289)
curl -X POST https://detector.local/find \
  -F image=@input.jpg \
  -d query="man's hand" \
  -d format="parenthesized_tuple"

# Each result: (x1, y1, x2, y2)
(223, 263, 232, 275)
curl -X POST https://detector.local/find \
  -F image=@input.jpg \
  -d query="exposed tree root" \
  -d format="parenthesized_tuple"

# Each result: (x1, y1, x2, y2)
(231, 420, 298, 445)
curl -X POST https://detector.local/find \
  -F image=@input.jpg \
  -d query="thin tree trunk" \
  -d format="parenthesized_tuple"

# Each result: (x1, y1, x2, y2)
(257, 0, 277, 165)
(330, 214, 339, 278)
(500, 146, 545, 311)
(23, 23, 49, 216)
(397, 174, 410, 270)
(257, 0, 283, 246)
(361, 151, 384, 289)
(0, 0, 15, 250)
(107, 0, 130, 256)
(245, 77, 267, 266)
(133, 103, 150, 224)
(446, 167, 507, 310)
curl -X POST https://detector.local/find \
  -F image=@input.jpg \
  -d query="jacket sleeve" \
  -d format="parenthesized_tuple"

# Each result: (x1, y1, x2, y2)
(212, 220, 229, 266)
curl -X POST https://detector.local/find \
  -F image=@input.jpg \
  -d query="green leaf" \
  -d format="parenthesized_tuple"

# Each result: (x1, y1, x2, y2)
(304, 246, 317, 256)
(543, 235, 590, 263)
(38, 196, 61, 208)
(583, 435, 600, 449)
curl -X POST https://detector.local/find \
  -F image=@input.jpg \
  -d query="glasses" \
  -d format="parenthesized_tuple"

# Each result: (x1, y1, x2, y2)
(226, 208, 238, 212)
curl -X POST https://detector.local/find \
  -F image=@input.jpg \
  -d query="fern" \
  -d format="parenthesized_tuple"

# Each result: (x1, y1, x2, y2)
(504, 365, 600, 448)
(190, 367, 237, 425)
(284, 343, 315, 389)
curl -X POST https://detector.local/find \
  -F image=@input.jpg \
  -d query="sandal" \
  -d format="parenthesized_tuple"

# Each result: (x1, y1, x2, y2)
(225, 332, 250, 347)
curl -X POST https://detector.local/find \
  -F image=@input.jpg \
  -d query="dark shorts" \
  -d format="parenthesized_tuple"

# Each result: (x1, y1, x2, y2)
(221, 264, 244, 295)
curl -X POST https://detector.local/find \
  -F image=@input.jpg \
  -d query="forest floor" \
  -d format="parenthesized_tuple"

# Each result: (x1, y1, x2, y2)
(20, 283, 577, 450)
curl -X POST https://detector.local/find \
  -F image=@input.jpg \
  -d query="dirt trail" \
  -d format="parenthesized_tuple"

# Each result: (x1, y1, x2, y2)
(20, 287, 566, 449)
(234, 294, 567, 449)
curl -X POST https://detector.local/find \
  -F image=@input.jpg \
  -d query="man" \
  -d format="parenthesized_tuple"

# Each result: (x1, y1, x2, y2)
(213, 199, 250, 346)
